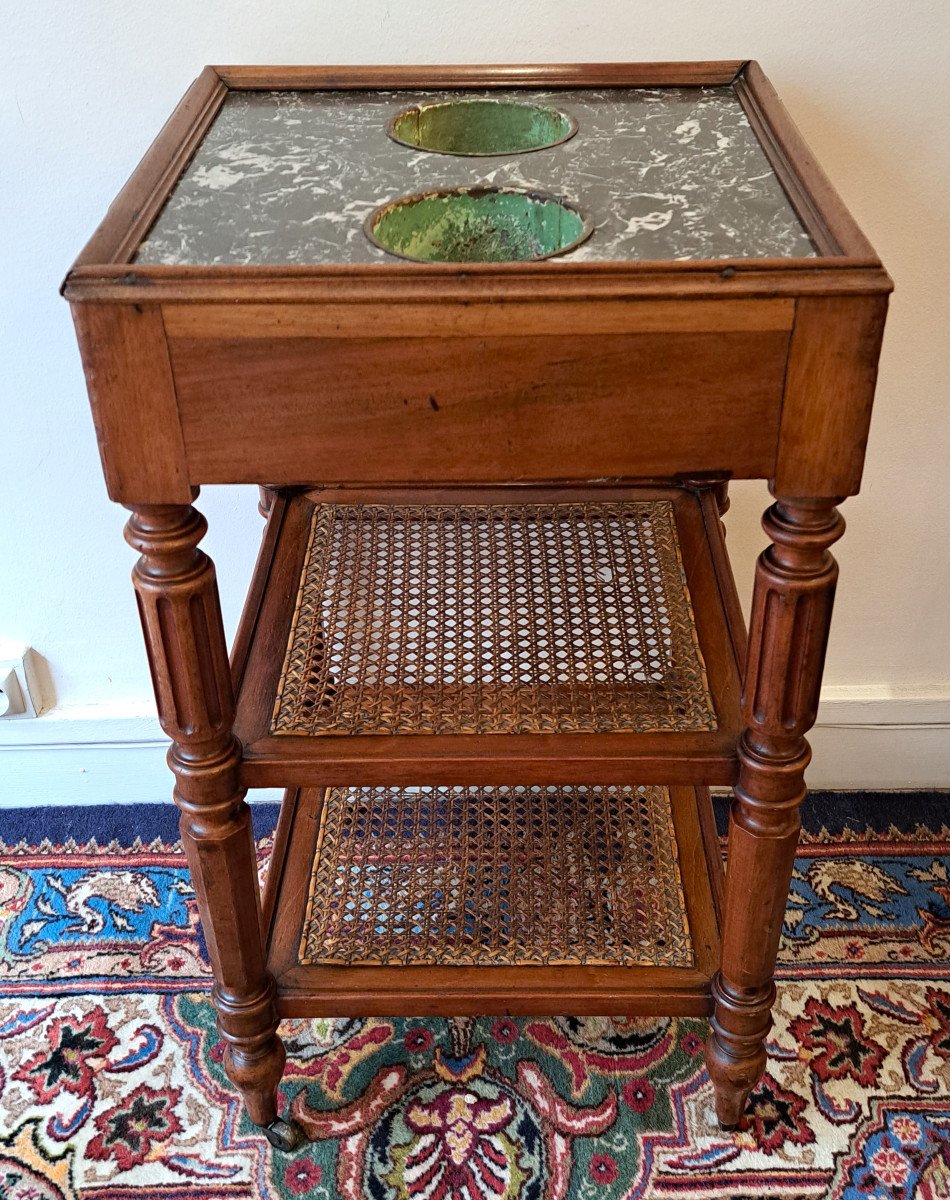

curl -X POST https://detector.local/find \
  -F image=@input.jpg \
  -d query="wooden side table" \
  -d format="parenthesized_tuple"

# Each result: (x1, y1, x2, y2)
(63, 62, 891, 1150)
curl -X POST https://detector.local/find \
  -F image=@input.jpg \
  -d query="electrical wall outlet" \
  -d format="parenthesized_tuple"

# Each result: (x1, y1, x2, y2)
(0, 648, 48, 719)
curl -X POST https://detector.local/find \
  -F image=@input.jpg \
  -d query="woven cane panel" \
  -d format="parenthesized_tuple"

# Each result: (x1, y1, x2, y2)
(272, 501, 715, 736)
(298, 785, 693, 968)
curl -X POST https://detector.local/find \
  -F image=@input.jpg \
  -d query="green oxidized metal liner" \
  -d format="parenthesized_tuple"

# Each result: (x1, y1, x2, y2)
(365, 186, 593, 263)
(387, 98, 578, 156)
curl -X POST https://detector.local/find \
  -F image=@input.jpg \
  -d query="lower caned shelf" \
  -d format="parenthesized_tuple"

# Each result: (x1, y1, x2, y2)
(262, 784, 724, 1018)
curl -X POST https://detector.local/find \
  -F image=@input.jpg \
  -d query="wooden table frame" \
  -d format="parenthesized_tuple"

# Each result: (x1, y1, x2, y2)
(64, 62, 891, 1149)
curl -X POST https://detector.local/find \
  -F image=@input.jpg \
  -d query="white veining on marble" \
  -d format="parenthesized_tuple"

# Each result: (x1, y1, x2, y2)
(136, 87, 816, 265)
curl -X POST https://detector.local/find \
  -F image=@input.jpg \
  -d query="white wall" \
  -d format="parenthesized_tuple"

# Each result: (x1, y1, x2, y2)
(2, 2, 949, 802)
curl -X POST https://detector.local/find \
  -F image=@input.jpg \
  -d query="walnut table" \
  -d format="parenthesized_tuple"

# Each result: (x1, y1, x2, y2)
(63, 62, 892, 1150)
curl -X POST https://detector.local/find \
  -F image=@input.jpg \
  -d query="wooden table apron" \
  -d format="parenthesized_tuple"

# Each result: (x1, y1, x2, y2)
(63, 61, 892, 1139)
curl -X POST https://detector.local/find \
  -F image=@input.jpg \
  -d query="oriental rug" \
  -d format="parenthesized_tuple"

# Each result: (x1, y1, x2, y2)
(0, 793, 947, 1199)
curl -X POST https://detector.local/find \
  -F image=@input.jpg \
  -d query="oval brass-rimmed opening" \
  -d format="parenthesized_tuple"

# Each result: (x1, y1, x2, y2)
(387, 99, 578, 157)
(365, 186, 593, 264)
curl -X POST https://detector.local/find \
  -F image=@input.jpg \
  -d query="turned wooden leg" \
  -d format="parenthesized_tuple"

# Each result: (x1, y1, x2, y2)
(706, 494, 844, 1128)
(125, 500, 300, 1150)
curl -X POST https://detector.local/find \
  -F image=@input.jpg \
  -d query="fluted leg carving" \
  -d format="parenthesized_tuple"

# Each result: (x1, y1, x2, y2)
(705, 495, 845, 1128)
(125, 501, 289, 1135)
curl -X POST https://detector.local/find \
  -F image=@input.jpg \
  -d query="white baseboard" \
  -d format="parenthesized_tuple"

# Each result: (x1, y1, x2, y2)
(806, 686, 950, 791)
(0, 704, 284, 808)
(0, 690, 947, 807)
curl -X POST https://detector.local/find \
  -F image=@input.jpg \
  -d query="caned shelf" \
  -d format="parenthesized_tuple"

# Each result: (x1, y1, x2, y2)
(263, 783, 724, 1017)
(232, 484, 745, 787)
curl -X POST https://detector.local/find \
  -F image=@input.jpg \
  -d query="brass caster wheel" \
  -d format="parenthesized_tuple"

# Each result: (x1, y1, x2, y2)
(264, 1117, 304, 1152)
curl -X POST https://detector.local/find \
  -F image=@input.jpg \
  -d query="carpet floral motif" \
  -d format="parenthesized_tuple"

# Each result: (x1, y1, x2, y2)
(0, 802, 946, 1198)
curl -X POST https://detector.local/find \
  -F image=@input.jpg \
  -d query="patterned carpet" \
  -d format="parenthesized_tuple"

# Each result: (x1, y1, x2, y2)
(0, 793, 947, 1199)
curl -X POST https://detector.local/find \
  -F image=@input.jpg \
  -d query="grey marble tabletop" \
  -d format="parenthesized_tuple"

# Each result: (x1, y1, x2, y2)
(136, 86, 815, 266)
